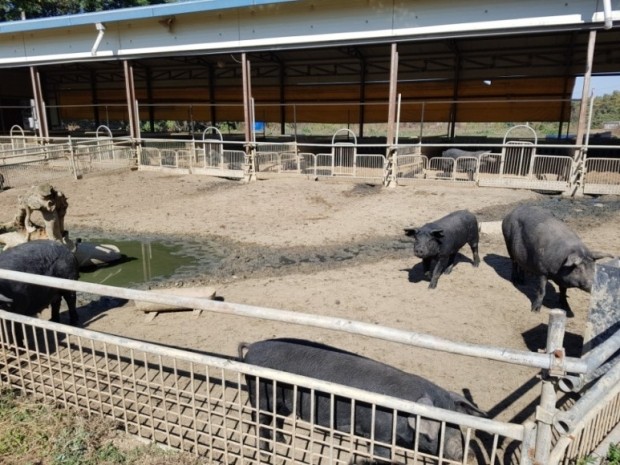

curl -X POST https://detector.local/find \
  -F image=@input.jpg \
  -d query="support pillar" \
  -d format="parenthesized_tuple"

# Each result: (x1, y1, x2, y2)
(383, 43, 399, 188)
(123, 60, 140, 140)
(242, 53, 256, 182)
(29, 67, 49, 140)
(568, 29, 596, 197)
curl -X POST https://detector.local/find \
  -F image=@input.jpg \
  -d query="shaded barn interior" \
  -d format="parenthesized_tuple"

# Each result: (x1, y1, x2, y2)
(1, 26, 619, 137)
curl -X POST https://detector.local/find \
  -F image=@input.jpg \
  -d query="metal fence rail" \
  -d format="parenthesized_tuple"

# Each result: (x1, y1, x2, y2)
(0, 310, 532, 465)
(72, 139, 135, 178)
(0, 142, 73, 188)
(583, 157, 620, 195)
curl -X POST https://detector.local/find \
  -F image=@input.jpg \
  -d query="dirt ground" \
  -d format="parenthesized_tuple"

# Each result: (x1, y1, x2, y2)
(1, 170, 619, 429)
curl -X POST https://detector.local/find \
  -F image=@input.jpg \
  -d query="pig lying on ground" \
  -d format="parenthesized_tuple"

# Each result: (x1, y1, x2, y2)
(404, 210, 480, 289)
(502, 205, 613, 312)
(239, 338, 485, 462)
(0, 240, 80, 325)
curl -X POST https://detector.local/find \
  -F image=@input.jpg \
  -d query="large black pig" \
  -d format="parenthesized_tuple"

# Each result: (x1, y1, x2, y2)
(0, 240, 80, 324)
(239, 338, 484, 462)
(502, 205, 612, 312)
(404, 210, 480, 289)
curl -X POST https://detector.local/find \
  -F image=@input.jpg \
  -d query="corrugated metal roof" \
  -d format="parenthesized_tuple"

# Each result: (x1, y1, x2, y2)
(0, 0, 297, 34)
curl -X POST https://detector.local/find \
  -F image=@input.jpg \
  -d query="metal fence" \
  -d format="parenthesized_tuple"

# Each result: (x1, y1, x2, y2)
(1, 264, 620, 465)
(0, 129, 135, 189)
(583, 158, 620, 195)
(1, 124, 619, 195)
(0, 141, 73, 188)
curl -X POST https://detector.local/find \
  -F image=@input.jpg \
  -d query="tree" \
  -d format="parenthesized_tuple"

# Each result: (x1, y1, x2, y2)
(591, 90, 620, 128)
(0, 0, 167, 22)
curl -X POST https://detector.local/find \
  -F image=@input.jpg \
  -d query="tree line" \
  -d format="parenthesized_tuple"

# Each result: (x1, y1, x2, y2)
(0, 0, 167, 22)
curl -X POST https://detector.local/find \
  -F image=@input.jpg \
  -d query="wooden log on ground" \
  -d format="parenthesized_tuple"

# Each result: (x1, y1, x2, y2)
(133, 286, 217, 321)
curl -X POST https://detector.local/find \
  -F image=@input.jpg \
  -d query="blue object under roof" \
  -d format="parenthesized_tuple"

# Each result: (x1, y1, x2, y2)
(0, 0, 297, 34)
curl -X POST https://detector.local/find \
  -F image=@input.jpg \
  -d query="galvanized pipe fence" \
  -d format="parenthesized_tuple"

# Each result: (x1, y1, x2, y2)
(130, 133, 620, 194)
(0, 265, 619, 464)
(1, 125, 619, 195)
(0, 133, 135, 189)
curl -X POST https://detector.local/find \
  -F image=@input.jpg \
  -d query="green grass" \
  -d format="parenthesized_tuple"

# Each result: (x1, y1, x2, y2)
(0, 389, 205, 465)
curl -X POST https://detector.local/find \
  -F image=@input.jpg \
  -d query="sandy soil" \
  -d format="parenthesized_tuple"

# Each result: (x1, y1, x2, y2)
(1, 170, 619, 429)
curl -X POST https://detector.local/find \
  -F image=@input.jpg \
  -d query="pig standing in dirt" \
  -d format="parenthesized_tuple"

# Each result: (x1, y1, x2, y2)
(502, 205, 612, 312)
(239, 338, 485, 462)
(404, 210, 480, 289)
(0, 240, 80, 324)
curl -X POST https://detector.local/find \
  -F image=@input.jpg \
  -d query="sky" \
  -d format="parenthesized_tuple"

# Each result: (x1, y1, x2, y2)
(572, 75, 620, 98)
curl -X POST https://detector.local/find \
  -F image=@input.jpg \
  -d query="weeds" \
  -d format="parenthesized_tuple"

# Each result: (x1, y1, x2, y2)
(0, 389, 204, 465)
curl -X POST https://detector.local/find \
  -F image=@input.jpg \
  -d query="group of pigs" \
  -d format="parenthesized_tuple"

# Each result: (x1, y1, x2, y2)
(0, 204, 613, 464)
(405, 204, 610, 312)
(238, 204, 613, 463)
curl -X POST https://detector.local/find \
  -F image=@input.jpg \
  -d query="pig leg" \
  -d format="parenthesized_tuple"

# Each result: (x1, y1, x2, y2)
(429, 256, 449, 289)
(443, 254, 457, 274)
(422, 258, 432, 280)
(469, 240, 480, 267)
(532, 275, 548, 312)
(49, 296, 62, 323)
(62, 291, 79, 326)
(511, 262, 525, 285)
(254, 379, 288, 451)
(558, 286, 568, 308)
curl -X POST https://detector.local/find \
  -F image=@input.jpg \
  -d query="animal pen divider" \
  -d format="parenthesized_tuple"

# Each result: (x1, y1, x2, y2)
(0, 265, 619, 465)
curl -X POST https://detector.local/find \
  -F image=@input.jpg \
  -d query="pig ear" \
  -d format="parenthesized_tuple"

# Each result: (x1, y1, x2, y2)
(563, 253, 583, 267)
(431, 229, 444, 239)
(408, 394, 440, 442)
(404, 227, 418, 237)
(449, 392, 487, 417)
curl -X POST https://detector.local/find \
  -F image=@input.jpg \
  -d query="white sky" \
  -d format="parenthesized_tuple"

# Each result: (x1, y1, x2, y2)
(572, 75, 620, 98)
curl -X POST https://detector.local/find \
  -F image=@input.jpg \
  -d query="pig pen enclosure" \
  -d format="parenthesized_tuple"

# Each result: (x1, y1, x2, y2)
(1, 142, 620, 464)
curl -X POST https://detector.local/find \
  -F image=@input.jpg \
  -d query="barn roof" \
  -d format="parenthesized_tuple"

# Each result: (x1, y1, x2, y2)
(0, 0, 618, 128)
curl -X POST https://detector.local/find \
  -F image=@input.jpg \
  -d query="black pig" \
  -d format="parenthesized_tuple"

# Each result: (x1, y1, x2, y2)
(0, 240, 80, 324)
(239, 338, 484, 462)
(502, 205, 612, 312)
(404, 210, 480, 289)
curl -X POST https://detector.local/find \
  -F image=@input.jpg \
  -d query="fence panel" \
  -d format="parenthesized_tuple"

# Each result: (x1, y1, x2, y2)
(73, 141, 134, 177)
(583, 158, 620, 195)
(0, 309, 526, 465)
(332, 144, 355, 176)
(0, 143, 73, 188)
(160, 149, 178, 168)
(501, 142, 536, 177)
(140, 147, 161, 167)
(425, 157, 455, 181)
(395, 154, 427, 183)
(300, 153, 317, 176)
(316, 153, 334, 177)
(353, 154, 384, 179)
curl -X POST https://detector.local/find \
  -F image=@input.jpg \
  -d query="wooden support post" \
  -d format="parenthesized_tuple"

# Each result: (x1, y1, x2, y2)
(242, 53, 256, 182)
(29, 67, 49, 140)
(568, 29, 596, 197)
(383, 43, 399, 188)
(123, 60, 140, 140)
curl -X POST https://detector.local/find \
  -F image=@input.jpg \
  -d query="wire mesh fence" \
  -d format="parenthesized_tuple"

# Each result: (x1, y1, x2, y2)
(0, 142, 73, 189)
(583, 158, 620, 195)
(0, 309, 529, 465)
